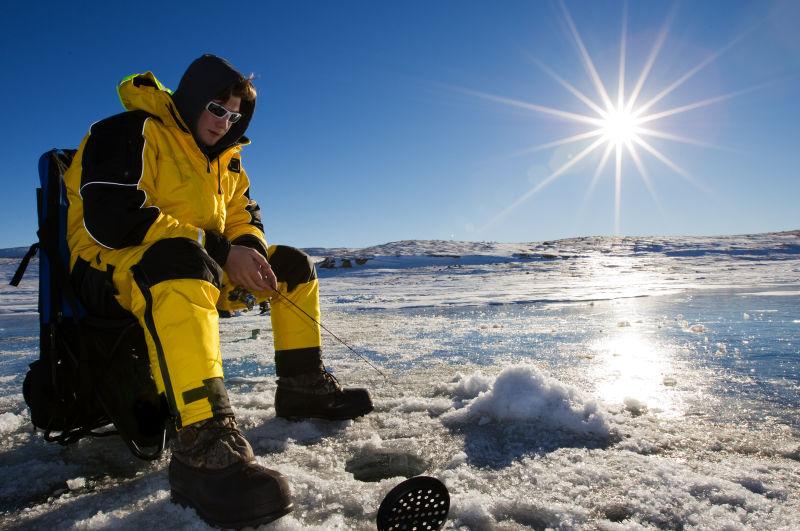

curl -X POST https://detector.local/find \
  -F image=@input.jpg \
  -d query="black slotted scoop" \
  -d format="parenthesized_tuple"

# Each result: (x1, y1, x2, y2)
(376, 476, 450, 531)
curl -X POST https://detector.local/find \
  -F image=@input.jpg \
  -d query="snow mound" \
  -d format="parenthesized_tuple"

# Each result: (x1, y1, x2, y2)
(435, 371, 493, 400)
(440, 365, 610, 438)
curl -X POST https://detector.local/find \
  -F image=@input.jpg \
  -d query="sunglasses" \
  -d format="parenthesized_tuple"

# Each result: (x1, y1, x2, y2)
(205, 101, 242, 123)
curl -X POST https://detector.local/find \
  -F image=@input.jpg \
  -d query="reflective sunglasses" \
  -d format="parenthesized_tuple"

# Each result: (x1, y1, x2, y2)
(205, 101, 243, 123)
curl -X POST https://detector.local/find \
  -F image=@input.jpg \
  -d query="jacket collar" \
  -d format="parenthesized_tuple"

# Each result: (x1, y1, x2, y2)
(116, 71, 250, 158)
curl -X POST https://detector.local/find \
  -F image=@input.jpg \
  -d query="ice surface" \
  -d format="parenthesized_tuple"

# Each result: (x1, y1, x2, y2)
(1, 232, 799, 529)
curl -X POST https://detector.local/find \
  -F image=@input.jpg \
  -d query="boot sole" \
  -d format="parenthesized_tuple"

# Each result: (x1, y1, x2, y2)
(171, 491, 294, 529)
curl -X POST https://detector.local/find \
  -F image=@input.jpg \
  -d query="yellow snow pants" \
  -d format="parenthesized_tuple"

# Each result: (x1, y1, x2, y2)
(70, 238, 322, 429)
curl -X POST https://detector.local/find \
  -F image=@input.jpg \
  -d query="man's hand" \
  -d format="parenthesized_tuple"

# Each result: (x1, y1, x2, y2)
(224, 245, 277, 293)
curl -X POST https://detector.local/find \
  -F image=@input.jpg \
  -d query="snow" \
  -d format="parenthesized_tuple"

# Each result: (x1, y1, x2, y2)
(65, 477, 86, 491)
(0, 412, 26, 435)
(1, 231, 799, 529)
(440, 366, 610, 440)
(434, 372, 493, 401)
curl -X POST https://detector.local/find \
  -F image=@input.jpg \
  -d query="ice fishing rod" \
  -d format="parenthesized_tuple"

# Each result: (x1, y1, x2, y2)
(269, 290, 389, 382)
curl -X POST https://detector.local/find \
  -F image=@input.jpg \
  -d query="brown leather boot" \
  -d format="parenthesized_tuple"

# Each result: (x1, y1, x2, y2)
(169, 416, 293, 528)
(274, 370, 373, 421)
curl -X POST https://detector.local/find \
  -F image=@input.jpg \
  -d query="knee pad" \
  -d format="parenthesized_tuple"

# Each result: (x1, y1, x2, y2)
(269, 245, 317, 292)
(136, 238, 223, 288)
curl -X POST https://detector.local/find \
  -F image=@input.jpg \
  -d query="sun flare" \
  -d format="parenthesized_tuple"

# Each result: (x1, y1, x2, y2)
(466, 0, 755, 234)
(601, 107, 640, 146)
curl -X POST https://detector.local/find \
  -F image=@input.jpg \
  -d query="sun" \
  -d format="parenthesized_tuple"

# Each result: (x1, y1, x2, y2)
(461, 0, 753, 234)
(601, 107, 640, 146)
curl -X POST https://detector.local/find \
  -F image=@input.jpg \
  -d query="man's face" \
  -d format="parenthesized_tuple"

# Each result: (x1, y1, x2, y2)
(195, 95, 242, 147)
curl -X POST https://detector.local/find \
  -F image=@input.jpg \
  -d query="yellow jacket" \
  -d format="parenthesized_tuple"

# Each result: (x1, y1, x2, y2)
(65, 71, 266, 268)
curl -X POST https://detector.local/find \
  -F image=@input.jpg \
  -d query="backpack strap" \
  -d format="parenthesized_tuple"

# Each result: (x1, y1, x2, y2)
(9, 243, 39, 287)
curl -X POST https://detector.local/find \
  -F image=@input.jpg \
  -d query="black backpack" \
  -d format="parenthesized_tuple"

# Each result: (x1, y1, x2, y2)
(11, 149, 169, 460)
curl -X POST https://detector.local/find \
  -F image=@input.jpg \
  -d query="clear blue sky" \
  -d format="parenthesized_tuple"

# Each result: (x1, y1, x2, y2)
(1, 0, 798, 248)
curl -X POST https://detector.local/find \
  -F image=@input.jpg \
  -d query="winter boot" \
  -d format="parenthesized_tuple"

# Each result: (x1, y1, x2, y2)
(274, 369, 373, 421)
(169, 416, 293, 528)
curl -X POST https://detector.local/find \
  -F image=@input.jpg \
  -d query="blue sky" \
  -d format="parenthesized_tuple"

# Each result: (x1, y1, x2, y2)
(1, 0, 798, 248)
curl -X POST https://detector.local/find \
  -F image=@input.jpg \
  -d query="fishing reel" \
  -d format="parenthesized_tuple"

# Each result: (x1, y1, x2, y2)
(227, 286, 269, 314)
(228, 286, 257, 310)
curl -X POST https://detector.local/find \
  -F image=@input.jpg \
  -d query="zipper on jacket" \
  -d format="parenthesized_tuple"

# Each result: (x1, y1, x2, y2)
(204, 154, 222, 195)
(217, 158, 222, 195)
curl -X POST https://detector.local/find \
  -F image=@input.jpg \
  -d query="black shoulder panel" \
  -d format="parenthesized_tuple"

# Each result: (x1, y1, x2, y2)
(81, 111, 160, 249)
(242, 189, 265, 233)
(82, 111, 152, 188)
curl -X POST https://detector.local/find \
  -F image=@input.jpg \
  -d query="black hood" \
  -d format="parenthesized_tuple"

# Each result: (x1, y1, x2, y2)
(171, 54, 255, 159)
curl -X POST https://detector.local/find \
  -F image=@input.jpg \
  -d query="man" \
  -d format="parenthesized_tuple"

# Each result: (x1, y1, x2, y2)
(63, 54, 373, 528)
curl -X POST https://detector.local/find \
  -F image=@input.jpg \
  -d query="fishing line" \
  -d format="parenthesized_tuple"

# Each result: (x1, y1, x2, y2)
(270, 290, 389, 381)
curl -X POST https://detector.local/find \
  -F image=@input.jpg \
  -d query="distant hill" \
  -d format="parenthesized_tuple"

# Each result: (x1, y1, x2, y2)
(0, 230, 797, 262)
(0, 247, 31, 258)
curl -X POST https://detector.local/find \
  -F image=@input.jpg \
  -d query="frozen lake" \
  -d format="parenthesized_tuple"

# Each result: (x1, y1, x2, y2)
(1, 232, 799, 529)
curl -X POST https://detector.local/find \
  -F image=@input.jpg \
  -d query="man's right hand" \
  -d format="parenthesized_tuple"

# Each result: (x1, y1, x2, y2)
(224, 245, 278, 293)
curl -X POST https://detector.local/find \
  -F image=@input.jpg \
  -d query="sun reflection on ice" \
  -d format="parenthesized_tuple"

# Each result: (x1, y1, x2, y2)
(592, 306, 685, 418)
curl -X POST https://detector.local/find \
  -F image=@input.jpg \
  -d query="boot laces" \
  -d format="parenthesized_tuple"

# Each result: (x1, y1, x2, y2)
(175, 417, 252, 466)
(321, 366, 343, 393)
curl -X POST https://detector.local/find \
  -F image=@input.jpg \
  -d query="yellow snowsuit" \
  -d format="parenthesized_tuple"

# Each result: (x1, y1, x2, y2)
(64, 70, 322, 429)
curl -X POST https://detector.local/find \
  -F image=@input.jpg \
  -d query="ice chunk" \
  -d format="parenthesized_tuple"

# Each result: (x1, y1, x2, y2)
(440, 365, 610, 438)
(354, 433, 384, 451)
(623, 397, 648, 416)
(66, 477, 86, 490)
(437, 371, 493, 400)
(0, 412, 25, 435)
(743, 313, 750, 320)
(663, 376, 678, 387)
(447, 451, 468, 468)
(386, 396, 453, 416)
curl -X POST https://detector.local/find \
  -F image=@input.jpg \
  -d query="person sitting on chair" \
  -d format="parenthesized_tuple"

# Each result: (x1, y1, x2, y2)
(63, 54, 373, 528)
